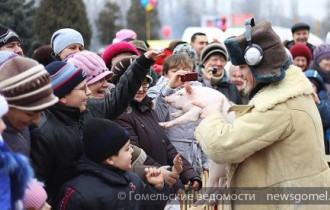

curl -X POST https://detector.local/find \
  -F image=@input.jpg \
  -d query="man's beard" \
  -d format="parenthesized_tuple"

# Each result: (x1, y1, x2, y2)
(241, 80, 252, 96)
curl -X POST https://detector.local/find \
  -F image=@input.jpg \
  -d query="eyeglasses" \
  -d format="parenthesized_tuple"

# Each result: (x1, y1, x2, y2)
(141, 82, 149, 88)
(0, 30, 19, 44)
(73, 84, 88, 93)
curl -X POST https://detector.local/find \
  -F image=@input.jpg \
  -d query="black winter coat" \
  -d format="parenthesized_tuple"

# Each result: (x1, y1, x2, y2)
(57, 155, 170, 210)
(30, 55, 154, 205)
(208, 73, 242, 104)
(114, 96, 199, 184)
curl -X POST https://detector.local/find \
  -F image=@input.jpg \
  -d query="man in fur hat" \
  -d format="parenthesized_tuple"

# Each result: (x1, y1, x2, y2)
(193, 18, 330, 210)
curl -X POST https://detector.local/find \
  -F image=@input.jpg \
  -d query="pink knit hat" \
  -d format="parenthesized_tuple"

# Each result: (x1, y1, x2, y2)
(67, 50, 113, 85)
(116, 29, 137, 41)
(101, 42, 138, 69)
(23, 180, 48, 209)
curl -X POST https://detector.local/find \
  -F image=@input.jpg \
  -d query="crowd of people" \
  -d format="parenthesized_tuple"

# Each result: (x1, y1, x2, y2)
(0, 17, 329, 210)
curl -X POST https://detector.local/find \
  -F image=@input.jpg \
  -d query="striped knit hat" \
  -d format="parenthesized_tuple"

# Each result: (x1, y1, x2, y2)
(45, 61, 86, 98)
(0, 57, 58, 111)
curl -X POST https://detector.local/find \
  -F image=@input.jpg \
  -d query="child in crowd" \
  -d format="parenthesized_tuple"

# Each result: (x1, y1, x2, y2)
(57, 118, 171, 210)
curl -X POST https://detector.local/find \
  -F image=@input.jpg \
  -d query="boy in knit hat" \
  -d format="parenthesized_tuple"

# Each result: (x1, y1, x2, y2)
(0, 25, 23, 56)
(30, 49, 163, 206)
(50, 28, 84, 61)
(57, 118, 170, 210)
(0, 56, 58, 156)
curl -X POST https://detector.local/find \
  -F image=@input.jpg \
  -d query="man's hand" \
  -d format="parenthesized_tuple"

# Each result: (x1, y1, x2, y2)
(192, 99, 223, 118)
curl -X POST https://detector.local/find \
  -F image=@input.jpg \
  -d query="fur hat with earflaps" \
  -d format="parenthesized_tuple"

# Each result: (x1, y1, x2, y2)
(224, 18, 290, 83)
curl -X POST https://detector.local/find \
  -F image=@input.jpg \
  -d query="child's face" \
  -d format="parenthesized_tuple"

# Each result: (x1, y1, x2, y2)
(110, 140, 133, 171)
(165, 64, 192, 79)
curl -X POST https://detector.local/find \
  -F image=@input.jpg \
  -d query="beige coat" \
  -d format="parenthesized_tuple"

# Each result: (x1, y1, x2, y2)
(195, 66, 330, 209)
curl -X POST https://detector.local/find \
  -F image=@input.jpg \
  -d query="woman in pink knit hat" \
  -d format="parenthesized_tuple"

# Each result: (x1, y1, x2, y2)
(67, 50, 114, 99)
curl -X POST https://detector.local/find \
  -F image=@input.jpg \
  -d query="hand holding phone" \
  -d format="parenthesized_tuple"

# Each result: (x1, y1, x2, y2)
(180, 72, 198, 82)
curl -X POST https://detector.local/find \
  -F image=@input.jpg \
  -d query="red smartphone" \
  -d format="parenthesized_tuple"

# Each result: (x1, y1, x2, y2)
(181, 72, 198, 82)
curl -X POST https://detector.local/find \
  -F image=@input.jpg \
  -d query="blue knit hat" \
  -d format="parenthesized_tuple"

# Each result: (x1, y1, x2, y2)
(83, 118, 130, 162)
(50, 28, 84, 56)
(45, 61, 86, 98)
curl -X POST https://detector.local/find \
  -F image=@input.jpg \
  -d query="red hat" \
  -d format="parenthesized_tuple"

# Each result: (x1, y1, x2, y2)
(101, 42, 138, 69)
(289, 43, 312, 66)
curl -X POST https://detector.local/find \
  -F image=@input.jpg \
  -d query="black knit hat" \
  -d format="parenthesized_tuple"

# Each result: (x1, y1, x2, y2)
(291, 23, 310, 34)
(83, 118, 130, 162)
(0, 25, 21, 48)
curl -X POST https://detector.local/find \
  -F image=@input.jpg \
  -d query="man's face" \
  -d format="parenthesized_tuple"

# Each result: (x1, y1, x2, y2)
(238, 64, 258, 95)
(191, 35, 208, 57)
(203, 54, 227, 76)
(0, 41, 23, 56)
(293, 29, 309, 45)
(230, 65, 245, 91)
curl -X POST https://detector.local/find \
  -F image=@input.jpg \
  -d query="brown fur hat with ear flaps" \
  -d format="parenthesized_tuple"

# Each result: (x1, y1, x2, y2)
(224, 19, 290, 83)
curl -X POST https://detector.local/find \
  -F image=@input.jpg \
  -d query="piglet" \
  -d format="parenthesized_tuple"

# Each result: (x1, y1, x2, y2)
(160, 84, 235, 201)
(159, 84, 235, 129)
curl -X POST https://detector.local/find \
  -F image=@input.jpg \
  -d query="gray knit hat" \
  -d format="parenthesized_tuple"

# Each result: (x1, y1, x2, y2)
(224, 19, 289, 83)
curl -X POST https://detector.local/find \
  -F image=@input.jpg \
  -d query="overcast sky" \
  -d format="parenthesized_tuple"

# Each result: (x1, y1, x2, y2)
(284, 0, 326, 20)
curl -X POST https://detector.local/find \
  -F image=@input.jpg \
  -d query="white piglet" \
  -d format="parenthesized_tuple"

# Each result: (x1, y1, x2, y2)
(159, 84, 235, 128)
(160, 84, 236, 192)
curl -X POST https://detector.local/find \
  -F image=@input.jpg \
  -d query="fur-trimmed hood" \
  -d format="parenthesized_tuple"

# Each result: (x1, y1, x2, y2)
(249, 65, 313, 112)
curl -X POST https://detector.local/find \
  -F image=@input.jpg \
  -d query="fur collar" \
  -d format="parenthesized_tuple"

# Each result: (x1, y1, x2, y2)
(249, 65, 313, 112)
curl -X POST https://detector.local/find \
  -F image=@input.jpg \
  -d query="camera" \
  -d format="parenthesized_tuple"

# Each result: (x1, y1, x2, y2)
(180, 72, 198, 82)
